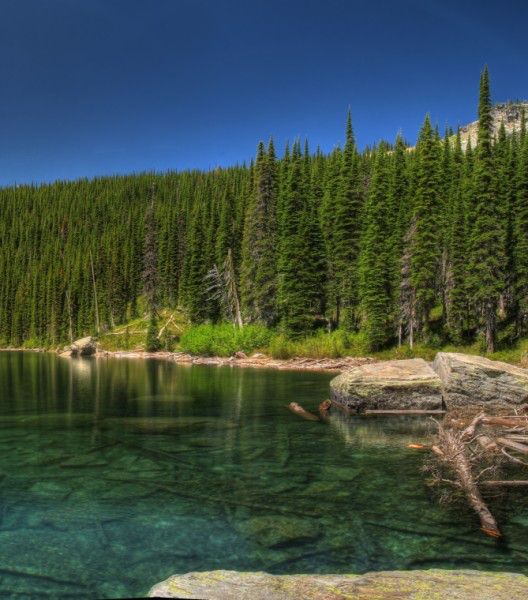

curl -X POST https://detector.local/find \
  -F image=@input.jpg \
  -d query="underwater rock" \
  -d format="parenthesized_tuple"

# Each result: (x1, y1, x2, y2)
(432, 352, 528, 410)
(330, 359, 443, 412)
(149, 569, 528, 599)
(236, 515, 321, 548)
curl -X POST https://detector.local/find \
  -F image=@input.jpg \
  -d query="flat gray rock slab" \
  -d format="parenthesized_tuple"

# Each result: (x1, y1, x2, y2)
(433, 352, 528, 410)
(148, 569, 528, 599)
(329, 358, 443, 412)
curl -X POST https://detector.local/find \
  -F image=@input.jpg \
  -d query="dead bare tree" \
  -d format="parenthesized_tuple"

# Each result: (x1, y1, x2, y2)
(205, 248, 243, 328)
(422, 410, 528, 538)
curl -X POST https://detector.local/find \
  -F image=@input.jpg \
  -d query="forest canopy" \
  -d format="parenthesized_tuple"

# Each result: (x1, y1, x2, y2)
(1, 68, 526, 354)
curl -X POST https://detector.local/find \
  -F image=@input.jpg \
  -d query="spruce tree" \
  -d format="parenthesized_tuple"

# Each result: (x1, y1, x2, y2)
(240, 140, 278, 325)
(409, 114, 442, 341)
(514, 134, 528, 334)
(446, 130, 469, 342)
(468, 67, 504, 352)
(358, 149, 393, 349)
(332, 111, 363, 329)
(277, 142, 315, 333)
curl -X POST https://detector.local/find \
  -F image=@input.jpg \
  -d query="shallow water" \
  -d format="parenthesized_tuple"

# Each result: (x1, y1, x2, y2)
(0, 352, 526, 598)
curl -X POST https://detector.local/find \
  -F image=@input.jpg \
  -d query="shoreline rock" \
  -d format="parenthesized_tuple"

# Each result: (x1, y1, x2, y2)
(148, 569, 528, 599)
(433, 352, 528, 410)
(329, 358, 443, 412)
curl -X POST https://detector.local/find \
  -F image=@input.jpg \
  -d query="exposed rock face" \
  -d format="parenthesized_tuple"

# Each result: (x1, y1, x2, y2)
(148, 569, 528, 599)
(70, 336, 97, 357)
(329, 358, 443, 412)
(458, 101, 528, 150)
(433, 352, 528, 410)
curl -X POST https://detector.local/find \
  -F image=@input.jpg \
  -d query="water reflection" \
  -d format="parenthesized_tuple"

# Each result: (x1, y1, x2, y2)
(0, 353, 526, 599)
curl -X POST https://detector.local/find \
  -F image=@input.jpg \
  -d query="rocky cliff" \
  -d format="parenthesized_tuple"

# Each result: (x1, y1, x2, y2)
(458, 101, 528, 150)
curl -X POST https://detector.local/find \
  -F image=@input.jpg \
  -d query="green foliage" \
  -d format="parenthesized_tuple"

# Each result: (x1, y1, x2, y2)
(179, 323, 271, 357)
(0, 68, 523, 358)
(268, 329, 369, 359)
(145, 314, 161, 352)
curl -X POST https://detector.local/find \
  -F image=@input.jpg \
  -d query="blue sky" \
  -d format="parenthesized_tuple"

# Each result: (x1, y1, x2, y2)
(0, 0, 526, 185)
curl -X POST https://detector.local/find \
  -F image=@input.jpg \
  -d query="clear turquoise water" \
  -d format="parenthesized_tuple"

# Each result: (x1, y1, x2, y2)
(0, 352, 526, 599)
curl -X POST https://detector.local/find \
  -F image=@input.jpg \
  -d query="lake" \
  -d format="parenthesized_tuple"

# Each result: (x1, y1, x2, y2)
(0, 352, 526, 598)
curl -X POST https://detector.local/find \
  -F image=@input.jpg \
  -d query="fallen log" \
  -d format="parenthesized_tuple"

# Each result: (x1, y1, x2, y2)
(496, 438, 528, 455)
(318, 400, 332, 422)
(481, 480, 528, 487)
(482, 416, 528, 428)
(476, 435, 499, 452)
(362, 409, 446, 415)
(287, 402, 319, 421)
(438, 426, 501, 538)
(461, 413, 486, 441)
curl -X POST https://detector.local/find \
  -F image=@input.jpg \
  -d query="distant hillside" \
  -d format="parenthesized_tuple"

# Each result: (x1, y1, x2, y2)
(458, 101, 528, 149)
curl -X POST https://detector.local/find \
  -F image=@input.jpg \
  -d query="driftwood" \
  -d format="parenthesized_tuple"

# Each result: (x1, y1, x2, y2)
(288, 402, 320, 421)
(428, 410, 528, 538)
(318, 400, 332, 421)
(363, 409, 446, 415)
(480, 480, 528, 487)
(496, 437, 528, 454)
(437, 425, 501, 538)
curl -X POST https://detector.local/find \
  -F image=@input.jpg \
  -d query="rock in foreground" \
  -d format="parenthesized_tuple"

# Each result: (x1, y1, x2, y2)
(433, 352, 528, 410)
(329, 358, 443, 412)
(148, 569, 528, 599)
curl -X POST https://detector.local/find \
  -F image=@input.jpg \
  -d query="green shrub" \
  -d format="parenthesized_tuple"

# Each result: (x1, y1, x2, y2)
(267, 329, 370, 359)
(268, 334, 294, 359)
(179, 323, 272, 357)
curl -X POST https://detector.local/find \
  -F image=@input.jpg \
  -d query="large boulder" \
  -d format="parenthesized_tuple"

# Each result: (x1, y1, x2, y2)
(70, 336, 97, 357)
(148, 569, 528, 599)
(432, 352, 528, 410)
(330, 358, 443, 412)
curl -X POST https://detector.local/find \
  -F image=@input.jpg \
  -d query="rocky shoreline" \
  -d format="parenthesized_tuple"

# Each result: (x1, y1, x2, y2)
(148, 569, 528, 599)
(95, 349, 373, 372)
(2, 342, 374, 372)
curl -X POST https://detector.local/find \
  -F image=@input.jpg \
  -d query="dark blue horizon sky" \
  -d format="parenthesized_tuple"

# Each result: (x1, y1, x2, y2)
(0, 0, 526, 186)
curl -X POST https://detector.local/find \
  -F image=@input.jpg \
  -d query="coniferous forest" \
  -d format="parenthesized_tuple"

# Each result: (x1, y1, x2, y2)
(1, 68, 527, 355)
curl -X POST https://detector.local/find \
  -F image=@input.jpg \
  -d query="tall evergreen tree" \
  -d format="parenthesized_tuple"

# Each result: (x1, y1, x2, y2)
(358, 149, 393, 349)
(468, 67, 504, 352)
(408, 114, 442, 341)
(240, 140, 278, 325)
(514, 134, 528, 334)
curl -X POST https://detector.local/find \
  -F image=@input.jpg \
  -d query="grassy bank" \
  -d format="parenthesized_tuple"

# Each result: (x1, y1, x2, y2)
(95, 319, 528, 366)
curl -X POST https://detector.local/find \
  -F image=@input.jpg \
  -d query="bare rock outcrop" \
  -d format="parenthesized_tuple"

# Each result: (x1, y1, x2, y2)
(61, 336, 97, 357)
(432, 352, 528, 410)
(329, 358, 443, 412)
(148, 569, 528, 599)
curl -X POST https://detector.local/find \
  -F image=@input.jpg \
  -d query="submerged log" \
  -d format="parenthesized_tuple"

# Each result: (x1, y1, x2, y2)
(476, 435, 499, 453)
(481, 416, 528, 428)
(318, 400, 332, 422)
(438, 426, 501, 538)
(481, 480, 528, 487)
(496, 438, 528, 455)
(363, 409, 446, 415)
(287, 402, 319, 421)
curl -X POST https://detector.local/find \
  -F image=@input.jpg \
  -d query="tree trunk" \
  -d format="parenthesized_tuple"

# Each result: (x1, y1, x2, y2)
(438, 426, 501, 537)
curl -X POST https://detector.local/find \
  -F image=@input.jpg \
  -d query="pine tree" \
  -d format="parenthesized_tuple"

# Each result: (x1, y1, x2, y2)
(446, 130, 469, 342)
(514, 134, 528, 334)
(358, 149, 393, 349)
(277, 142, 315, 333)
(332, 111, 363, 329)
(468, 67, 504, 352)
(408, 114, 442, 341)
(240, 140, 278, 325)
